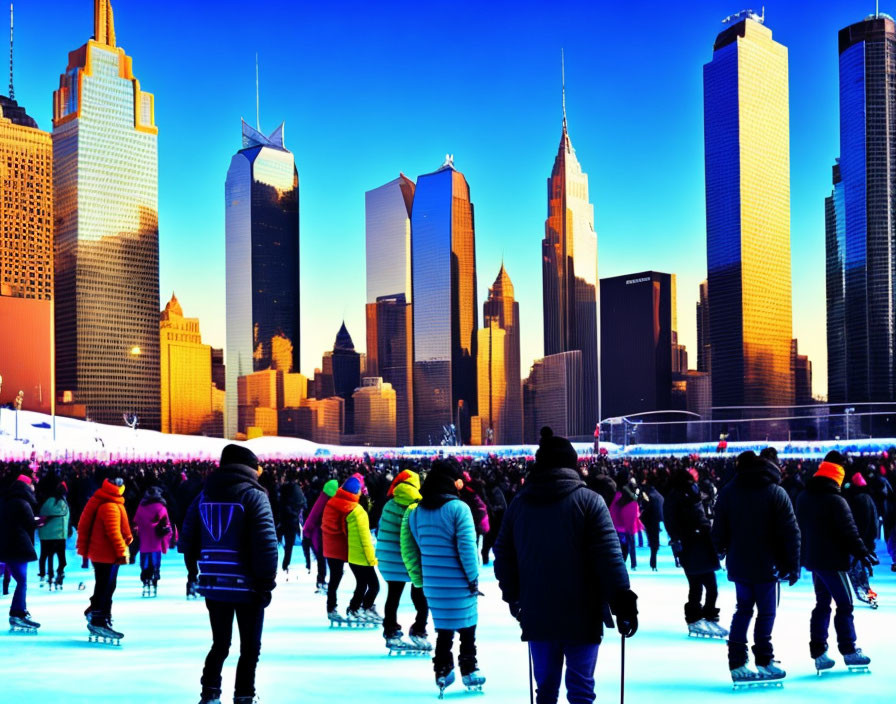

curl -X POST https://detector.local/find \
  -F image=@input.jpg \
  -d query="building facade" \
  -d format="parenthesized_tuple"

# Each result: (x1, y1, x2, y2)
(365, 175, 414, 445)
(411, 157, 478, 445)
(225, 120, 300, 438)
(53, 0, 160, 428)
(696, 280, 711, 374)
(703, 13, 794, 408)
(331, 322, 361, 434)
(522, 351, 583, 443)
(353, 377, 397, 447)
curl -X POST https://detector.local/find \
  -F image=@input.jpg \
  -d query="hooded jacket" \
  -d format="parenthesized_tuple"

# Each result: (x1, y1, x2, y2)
(322, 484, 360, 562)
(303, 479, 337, 555)
(76, 479, 133, 564)
(493, 467, 630, 643)
(712, 457, 800, 583)
(376, 471, 422, 582)
(797, 474, 869, 572)
(133, 495, 175, 555)
(664, 476, 719, 576)
(845, 482, 879, 554)
(37, 496, 70, 542)
(609, 487, 643, 535)
(0, 479, 39, 562)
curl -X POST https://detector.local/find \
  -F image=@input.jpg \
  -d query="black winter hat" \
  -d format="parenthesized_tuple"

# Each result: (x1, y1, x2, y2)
(824, 450, 846, 467)
(221, 444, 259, 470)
(759, 447, 779, 465)
(535, 427, 578, 470)
(429, 458, 464, 482)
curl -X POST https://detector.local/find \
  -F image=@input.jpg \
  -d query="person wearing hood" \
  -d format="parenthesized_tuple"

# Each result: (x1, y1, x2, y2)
(279, 470, 307, 576)
(133, 485, 175, 596)
(180, 445, 278, 704)
(344, 475, 382, 624)
(712, 450, 800, 683)
(664, 466, 723, 639)
(376, 469, 430, 652)
(0, 468, 43, 631)
(401, 459, 484, 695)
(796, 451, 876, 672)
(77, 475, 134, 640)
(303, 478, 338, 593)
(38, 481, 70, 590)
(322, 475, 368, 624)
(493, 427, 637, 704)
(844, 470, 880, 606)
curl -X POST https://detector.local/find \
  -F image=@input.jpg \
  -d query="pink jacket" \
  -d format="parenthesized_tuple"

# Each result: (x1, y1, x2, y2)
(133, 500, 175, 554)
(610, 492, 643, 535)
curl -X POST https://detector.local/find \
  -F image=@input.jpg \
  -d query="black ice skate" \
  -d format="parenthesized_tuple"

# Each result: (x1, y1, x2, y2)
(814, 653, 835, 674)
(843, 649, 871, 674)
(731, 664, 781, 690)
(462, 670, 486, 693)
(8, 612, 40, 634)
(436, 669, 455, 699)
(87, 614, 123, 646)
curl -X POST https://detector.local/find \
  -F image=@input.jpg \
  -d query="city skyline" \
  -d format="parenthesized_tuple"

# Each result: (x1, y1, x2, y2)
(9, 1, 882, 404)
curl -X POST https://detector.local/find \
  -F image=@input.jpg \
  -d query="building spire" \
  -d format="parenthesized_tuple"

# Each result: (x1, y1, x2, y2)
(94, 0, 116, 47)
(8, 3, 13, 100)
(561, 48, 567, 133)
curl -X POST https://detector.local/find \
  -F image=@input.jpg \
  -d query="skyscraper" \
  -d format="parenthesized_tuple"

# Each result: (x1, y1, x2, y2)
(704, 11, 793, 408)
(365, 175, 414, 445)
(696, 280, 711, 374)
(53, 0, 160, 428)
(331, 322, 361, 435)
(827, 13, 896, 404)
(476, 265, 523, 444)
(353, 377, 397, 447)
(225, 120, 300, 438)
(542, 59, 599, 434)
(411, 156, 478, 445)
(522, 351, 583, 444)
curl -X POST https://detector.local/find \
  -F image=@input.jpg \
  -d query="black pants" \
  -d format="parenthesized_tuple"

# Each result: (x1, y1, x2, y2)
(326, 558, 345, 612)
(348, 564, 380, 611)
(302, 537, 313, 572)
(90, 562, 120, 617)
(685, 572, 718, 622)
(481, 513, 503, 564)
(383, 580, 429, 635)
(618, 532, 637, 569)
(282, 528, 298, 571)
(39, 539, 67, 578)
(311, 542, 326, 584)
(201, 599, 265, 699)
(434, 626, 478, 676)
(645, 525, 660, 569)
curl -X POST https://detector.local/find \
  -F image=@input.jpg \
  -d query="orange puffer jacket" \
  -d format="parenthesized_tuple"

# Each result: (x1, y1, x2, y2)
(76, 479, 133, 564)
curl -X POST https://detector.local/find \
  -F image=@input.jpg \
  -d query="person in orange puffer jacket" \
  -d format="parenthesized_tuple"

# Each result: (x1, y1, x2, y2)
(76, 477, 133, 639)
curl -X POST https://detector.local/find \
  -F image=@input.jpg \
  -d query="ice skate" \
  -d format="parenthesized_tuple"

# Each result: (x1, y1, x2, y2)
(151, 580, 158, 598)
(844, 649, 871, 674)
(756, 662, 786, 680)
(87, 615, 123, 646)
(731, 664, 780, 689)
(436, 669, 455, 699)
(687, 619, 721, 639)
(814, 653, 835, 674)
(409, 628, 433, 652)
(8, 613, 40, 634)
(197, 691, 221, 704)
(142, 582, 151, 598)
(39, 575, 46, 588)
(55, 573, 64, 591)
(233, 696, 260, 704)
(702, 620, 729, 638)
(362, 605, 384, 624)
(328, 609, 348, 628)
(462, 670, 486, 692)
(314, 581, 328, 595)
(385, 631, 425, 656)
(346, 608, 376, 628)
(865, 588, 879, 609)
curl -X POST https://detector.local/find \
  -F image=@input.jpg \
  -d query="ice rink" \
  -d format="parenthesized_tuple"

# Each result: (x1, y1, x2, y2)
(4, 535, 894, 704)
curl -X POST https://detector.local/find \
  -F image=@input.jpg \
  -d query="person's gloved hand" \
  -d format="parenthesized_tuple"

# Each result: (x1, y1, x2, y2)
(509, 601, 522, 623)
(469, 579, 483, 596)
(254, 591, 273, 608)
(670, 539, 683, 557)
(787, 571, 799, 587)
(860, 553, 879, 572)
(611, 588, 639, 638)
(114, 555, 128, 565)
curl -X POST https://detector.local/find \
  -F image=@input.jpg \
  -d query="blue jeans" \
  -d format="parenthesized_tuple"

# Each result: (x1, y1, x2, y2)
(529, 641, 600, 704)
(809, 570, 856, 658)
(727, 581, 776, 668)
(7, 561, 28, 615)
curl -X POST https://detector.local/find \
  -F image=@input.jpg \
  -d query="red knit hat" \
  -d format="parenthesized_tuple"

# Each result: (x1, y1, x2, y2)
(816, 461, 845, 487)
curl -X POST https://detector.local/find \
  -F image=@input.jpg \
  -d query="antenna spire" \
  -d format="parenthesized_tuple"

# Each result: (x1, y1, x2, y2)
(561, 48, 567, 133)
(8, 2, 12, 100)
(255, 52, 260, 131)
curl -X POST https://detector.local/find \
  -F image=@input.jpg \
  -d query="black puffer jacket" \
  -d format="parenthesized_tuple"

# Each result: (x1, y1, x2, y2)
(664, 480, 718, 576)
(845, 484, 879, 554)
(0, 479, 38, 563)
(712, 457, 800, 583)
(493, 467, 630, 643)
(797, 476, 869, 572)
(181, 463, 278, 602)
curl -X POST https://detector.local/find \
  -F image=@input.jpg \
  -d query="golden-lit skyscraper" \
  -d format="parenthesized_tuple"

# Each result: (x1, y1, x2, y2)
(353, 377, 397, 447)
(542, 57, 599, 434)
(53, 0, 160, 428)
(704, 11, 793, 407)
(159, 293, 213, 435)
(0, 82, 54, 413)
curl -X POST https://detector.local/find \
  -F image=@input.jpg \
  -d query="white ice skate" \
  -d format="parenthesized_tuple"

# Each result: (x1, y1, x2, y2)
(409, 630, 433, 652)
(8, 614, 39, 634)
(385, 632, 426, 656)
(462, 670, 486, 693)
(436, 670, 455, 699)
(327, 609, 348, 628)
(731, 664, 781, 690)
(756, 662, 786, 681)
(687, 619, 722, 639)
(844, 649, 871, 674)
(814, 653, 835, 674)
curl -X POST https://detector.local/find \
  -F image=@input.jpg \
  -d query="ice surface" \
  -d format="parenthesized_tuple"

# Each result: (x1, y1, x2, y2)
(3, 533, 894, 703)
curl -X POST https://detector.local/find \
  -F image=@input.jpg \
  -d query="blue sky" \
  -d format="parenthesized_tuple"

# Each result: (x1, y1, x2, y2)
(14, 0, 876, 398)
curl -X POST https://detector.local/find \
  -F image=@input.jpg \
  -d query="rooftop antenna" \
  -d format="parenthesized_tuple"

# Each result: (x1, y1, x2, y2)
(255, 52, 260, 131)
(8, 2, 13, 100)
(561, 47, 567, 132)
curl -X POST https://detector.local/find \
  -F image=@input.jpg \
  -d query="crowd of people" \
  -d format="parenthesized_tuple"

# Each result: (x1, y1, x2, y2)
(0, 434, 894, 702)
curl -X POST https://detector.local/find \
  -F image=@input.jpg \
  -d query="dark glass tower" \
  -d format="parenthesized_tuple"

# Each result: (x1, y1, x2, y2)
(225, 120, 300, 438)
(332, 322, 361, 435)
(411, 156, 478, 445)
(828, 14, 896, 404)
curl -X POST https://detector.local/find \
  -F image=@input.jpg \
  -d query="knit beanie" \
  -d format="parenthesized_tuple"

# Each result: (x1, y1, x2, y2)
(16, 474, 32, 485)
(851, 472, 867, 488)
(220, 444, 259, 470)
(534, 427, 578, 470)
(388, 469, 420, 498)
(816, 451, 846, 487)
(341, 476, 362, 497)
(323, 479, 339, 497)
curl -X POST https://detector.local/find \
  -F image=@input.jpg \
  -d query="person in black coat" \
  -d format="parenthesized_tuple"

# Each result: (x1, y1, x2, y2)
(181, 445, 278, 704)
(0, 468, 42, 627)
(481, 476, 507, 565)
(664, 467, 721, 633)
(712, 450, 800, 680)
(494, 428, 637, 704)
(639, 479, 664, 571)
(796, 452, 875, 668)
(279, 471, 307, 573)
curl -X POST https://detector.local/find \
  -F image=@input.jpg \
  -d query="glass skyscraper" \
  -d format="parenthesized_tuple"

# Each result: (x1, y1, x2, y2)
(365, 175, 414, 445)
(827, 13, 896, 404)
(52, 0, 160, 428)
(225, 120, 300, 438)
(411, 156, 478, 445)
(703, 12, 794, 408)
(542, 83, 599, 435)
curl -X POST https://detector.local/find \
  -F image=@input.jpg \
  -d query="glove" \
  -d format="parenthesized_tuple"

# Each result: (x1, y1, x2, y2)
(253, 591, 273, 608)
(670, 539, 683, 557)
(509, 601, 522, 623)
(860, 553, 879, 571)
(787, 572, 799, 587)
(469, 579, 479, 595)
(611, 588, 639, 638)
(115, 555, 128, 565)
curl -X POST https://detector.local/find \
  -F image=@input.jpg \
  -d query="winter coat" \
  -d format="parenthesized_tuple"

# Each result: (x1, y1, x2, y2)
(845, 487, 879, 554)
(665, 482, 719, 576)
(280, 482, 307, 532)
(712, 458, 800, 583)
(494, 467, 630, 643)
(639, 486, 664, 533)
(609, 489, 643, 535)
(376, 471, 422, 582)
(76, 479, 133, 564)
(133, 499, 175, 554)
(322, 487, 358, 562)
(461, 487, 490, 536)
(401, 495, 479, 630)
(303, 489, 331, 555)
(180, 462, 278, 603)
(346, 503, 377, 567)
(797, 476, 869, 572)
(0, 479, 38, 562)
(37, 497, 70, 542)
